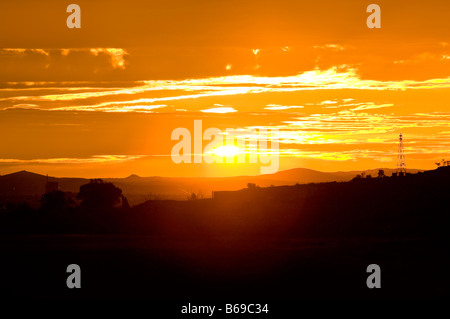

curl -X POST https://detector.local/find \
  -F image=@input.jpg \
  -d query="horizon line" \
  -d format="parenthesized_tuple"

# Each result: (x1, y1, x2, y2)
(0, 167, 428, 180)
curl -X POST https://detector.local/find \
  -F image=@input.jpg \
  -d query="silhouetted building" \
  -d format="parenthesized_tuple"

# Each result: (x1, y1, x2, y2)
(45, 174, 59, 193)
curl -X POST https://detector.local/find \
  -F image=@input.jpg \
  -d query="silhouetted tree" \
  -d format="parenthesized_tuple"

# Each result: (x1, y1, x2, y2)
(77, 179, 122, 210)
(188, 192, 197, 201)
(40, 190, 73, 212)
(247, 183, 257, 189)
(377, 169, 385, 178)
(122, 195, 130, 209)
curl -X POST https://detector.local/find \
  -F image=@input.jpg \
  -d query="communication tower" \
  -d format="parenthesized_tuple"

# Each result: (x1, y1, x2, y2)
(397, 133, 406, 176)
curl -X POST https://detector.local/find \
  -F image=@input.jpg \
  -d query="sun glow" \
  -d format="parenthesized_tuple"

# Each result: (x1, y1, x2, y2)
(212, 145, 241, 157)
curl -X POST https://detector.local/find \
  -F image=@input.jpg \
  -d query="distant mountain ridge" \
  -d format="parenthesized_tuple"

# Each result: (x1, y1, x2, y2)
(0, 168, 425, 205)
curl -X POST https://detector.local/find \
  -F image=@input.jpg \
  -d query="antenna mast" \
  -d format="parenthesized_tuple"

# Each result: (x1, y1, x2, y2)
(397, 133, 406, 176)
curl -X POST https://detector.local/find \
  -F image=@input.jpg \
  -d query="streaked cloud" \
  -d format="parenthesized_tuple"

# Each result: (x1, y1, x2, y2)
(1, 47, 128, 69)
(200, 107, 237, 113)
(351, 103, 393, 111)
(393, 52, 449, 64)
(314, 44, 345, 51)
(265, 104, 304, 111)
(0, 155, 145, 165)
(2, 48, 49, 56)
(3, 68, 450, 113)
(6, 104, 40, 110)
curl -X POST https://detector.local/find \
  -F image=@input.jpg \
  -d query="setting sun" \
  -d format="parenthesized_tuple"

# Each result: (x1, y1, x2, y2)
(211, 145, 241, 157)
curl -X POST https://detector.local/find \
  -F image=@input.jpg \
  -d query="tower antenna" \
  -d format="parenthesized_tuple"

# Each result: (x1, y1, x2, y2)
(397, 133, 406, 176)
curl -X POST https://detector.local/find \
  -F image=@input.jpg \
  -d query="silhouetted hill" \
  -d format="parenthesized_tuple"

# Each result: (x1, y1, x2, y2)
(2, 166, 446, 238)
(0, 167, 425, 205)
(270, 167, 347, 183)
(0, 170, 51, 195)
(0, 171, 88, 197)
(124, 174, 141, 180)
(130, 167, 449, 239)
(332, 167, 423, 179)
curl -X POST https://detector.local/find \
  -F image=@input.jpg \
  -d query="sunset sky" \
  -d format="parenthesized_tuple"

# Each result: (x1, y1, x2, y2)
(1, 0, 449, 177)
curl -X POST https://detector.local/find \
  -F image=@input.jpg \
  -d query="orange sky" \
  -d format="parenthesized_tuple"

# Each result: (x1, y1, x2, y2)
(0, 0, 449, 177)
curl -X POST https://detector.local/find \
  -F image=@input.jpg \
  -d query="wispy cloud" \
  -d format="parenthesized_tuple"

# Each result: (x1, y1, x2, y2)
(313, 44, 346, 51)
(6, 104, 40, 110)
(351, 103, 393, 111)
(265, 104, 304, 110)
(2, 68, 450, 112)
(0, 155, 146, 165)
(2, 48, 50, 56)
(200, 107, 237, 113)
(1, 47, 128, 69)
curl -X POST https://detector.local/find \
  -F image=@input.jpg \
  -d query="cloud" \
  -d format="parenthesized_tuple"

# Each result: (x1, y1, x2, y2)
(393, 52, 450, 64)
(2, 48, 49, 56)
(314, 44, 345, 51)
(1, 48, 128, 68)
(265, 104, 304, 110)
(0, 155, 145, 165)
(2, 67, 450, 113)
(96, 104, 167, 113)
(90, 48, 128, 69)
(351, 103, 393, 111)
(320, 100, 337, 105)
(275, 149, 392, 162)
(6, 104, 40, 110)
(200, 107, 237, 113)
(61, 49, 70, 56)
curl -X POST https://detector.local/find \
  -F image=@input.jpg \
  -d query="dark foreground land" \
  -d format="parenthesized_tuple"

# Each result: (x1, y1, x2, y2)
(0, 167, 449, 300)
(0, 235, 447, 300)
